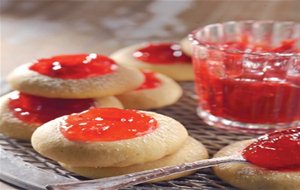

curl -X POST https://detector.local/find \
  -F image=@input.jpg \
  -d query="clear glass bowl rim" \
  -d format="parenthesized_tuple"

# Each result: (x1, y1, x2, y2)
(189, 20, 300, 57)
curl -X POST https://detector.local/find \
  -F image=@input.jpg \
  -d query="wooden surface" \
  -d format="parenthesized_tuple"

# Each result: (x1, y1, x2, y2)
(0, 0, 299, 189)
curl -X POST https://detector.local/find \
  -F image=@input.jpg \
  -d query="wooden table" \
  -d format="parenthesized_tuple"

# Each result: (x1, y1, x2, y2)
(0, 0, 299, 189)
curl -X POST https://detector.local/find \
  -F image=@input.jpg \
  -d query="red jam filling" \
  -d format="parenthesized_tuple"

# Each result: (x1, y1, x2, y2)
(29, 54, 118, 79)
(8, 91, 94, 125)
(60, 108, 158, 142)
(194, 36, 300, 124)
(136, 71, 162, 90)
(133, 43, 191, 64)
(242, 127, 300, 171)
(205, 35, 300, 53)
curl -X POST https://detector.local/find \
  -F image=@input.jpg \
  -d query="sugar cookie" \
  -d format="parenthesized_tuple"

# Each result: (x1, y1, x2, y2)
(110, 42, 194, 81)
(213, 140, 300, 190)
(7, 54, 144, 98)
(117, 70, 182, 109)
(60, 137, 208, 182)
(0, 91, 123, 140)
(31, 108, 188, 167)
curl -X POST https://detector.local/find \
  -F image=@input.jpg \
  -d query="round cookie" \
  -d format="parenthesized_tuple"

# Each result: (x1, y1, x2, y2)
(60, 137, 208, 182)
(117, 70, 182, 110)
(110, 42, 194, 81)
(31, 108, 188, 167)
(0, 91, 123, 141)
(213, 140, 300, 190)
(7, 54, 144, 98)
(180, 36, 192, 56)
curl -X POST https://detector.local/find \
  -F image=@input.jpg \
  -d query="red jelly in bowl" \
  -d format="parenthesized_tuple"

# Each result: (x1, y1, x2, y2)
(60, 108, 158, 142)
(192, 21, 300, 131)
(194, 37, 300, 124)
(243, 127, 300, 171)
(29, 54, 118, 79)
(136, 71, 162, 90)
(8, 91, 94, 125)
(133, 43, 191, 64)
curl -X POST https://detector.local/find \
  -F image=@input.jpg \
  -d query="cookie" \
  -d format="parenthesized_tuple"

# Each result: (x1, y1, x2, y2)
(213, 140, 300, 190)
(0, 91, 123, 140)
(110, 42, 194, 81)
(60, 137, 208, 182)
(7, 54, 144, 98)
(117, 70, 182, 109)
(31, 108, 188, 167)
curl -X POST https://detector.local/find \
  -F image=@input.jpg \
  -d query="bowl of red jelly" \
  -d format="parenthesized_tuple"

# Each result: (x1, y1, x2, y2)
(191, 21, 300, 133)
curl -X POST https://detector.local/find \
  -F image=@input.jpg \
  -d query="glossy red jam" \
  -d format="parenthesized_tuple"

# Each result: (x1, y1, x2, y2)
(194, 37, 300, 124)
(243, 127, 300, 171)
(60, 108, 158, 142)
(133, 43, 191, 64)
(218, 35, 299, 53)
(8, 91, 94, 125)
(136, 71, 162, 90)
(29, 54, 118, 79)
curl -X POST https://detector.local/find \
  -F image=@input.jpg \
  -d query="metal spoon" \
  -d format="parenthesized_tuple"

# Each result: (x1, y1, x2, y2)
(46, 154, 245, 190)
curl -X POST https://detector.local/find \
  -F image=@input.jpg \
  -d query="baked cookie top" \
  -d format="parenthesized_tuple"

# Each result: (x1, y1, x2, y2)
(28, 54, 118, 79)
(242, 127, 300, 171)
(135, 70, 162, 90)
(117, 70, 182, 109)
(214, 127, 300, 190)
(0, 91, 123, 140)
(31, 108, 188, 167)
(7, 54, 144, 98)
(132, 42, 191, 65)
(110, 42, 194, 81)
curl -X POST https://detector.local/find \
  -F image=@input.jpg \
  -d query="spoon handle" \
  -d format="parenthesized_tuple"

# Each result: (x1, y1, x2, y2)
(47, 155, 245, 190)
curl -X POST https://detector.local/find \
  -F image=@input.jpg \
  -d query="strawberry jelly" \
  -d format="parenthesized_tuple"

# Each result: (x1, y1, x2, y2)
(60, 108, 158, 142)
(29, 54, 117, 79)
(8, 91, 94, 125)
(243, 127, 300, 171)
(194, 38, 300, 124)
(136, 71, 162, 90)
(133, 43, 191, 64)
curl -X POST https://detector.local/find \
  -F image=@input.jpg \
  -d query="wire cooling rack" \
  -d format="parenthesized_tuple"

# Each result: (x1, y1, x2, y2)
(0, 82, 257, 190)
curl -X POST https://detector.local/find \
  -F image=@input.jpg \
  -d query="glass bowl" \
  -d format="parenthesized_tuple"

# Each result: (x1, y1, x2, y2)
(190, 20, 300, 133)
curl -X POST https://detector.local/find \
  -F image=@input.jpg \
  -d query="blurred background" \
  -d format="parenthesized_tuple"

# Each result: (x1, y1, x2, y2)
(1, 0, 300, 78)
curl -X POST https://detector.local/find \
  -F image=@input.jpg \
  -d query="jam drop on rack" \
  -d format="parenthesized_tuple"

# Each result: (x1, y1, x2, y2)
(136, 70, 162, 90)
(242, 127, 300, 171)
(29, 54, 118, 79)
(60, 108, 158, 142)
(133, 43, 191, 64)
(8, 91, 94, 125)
